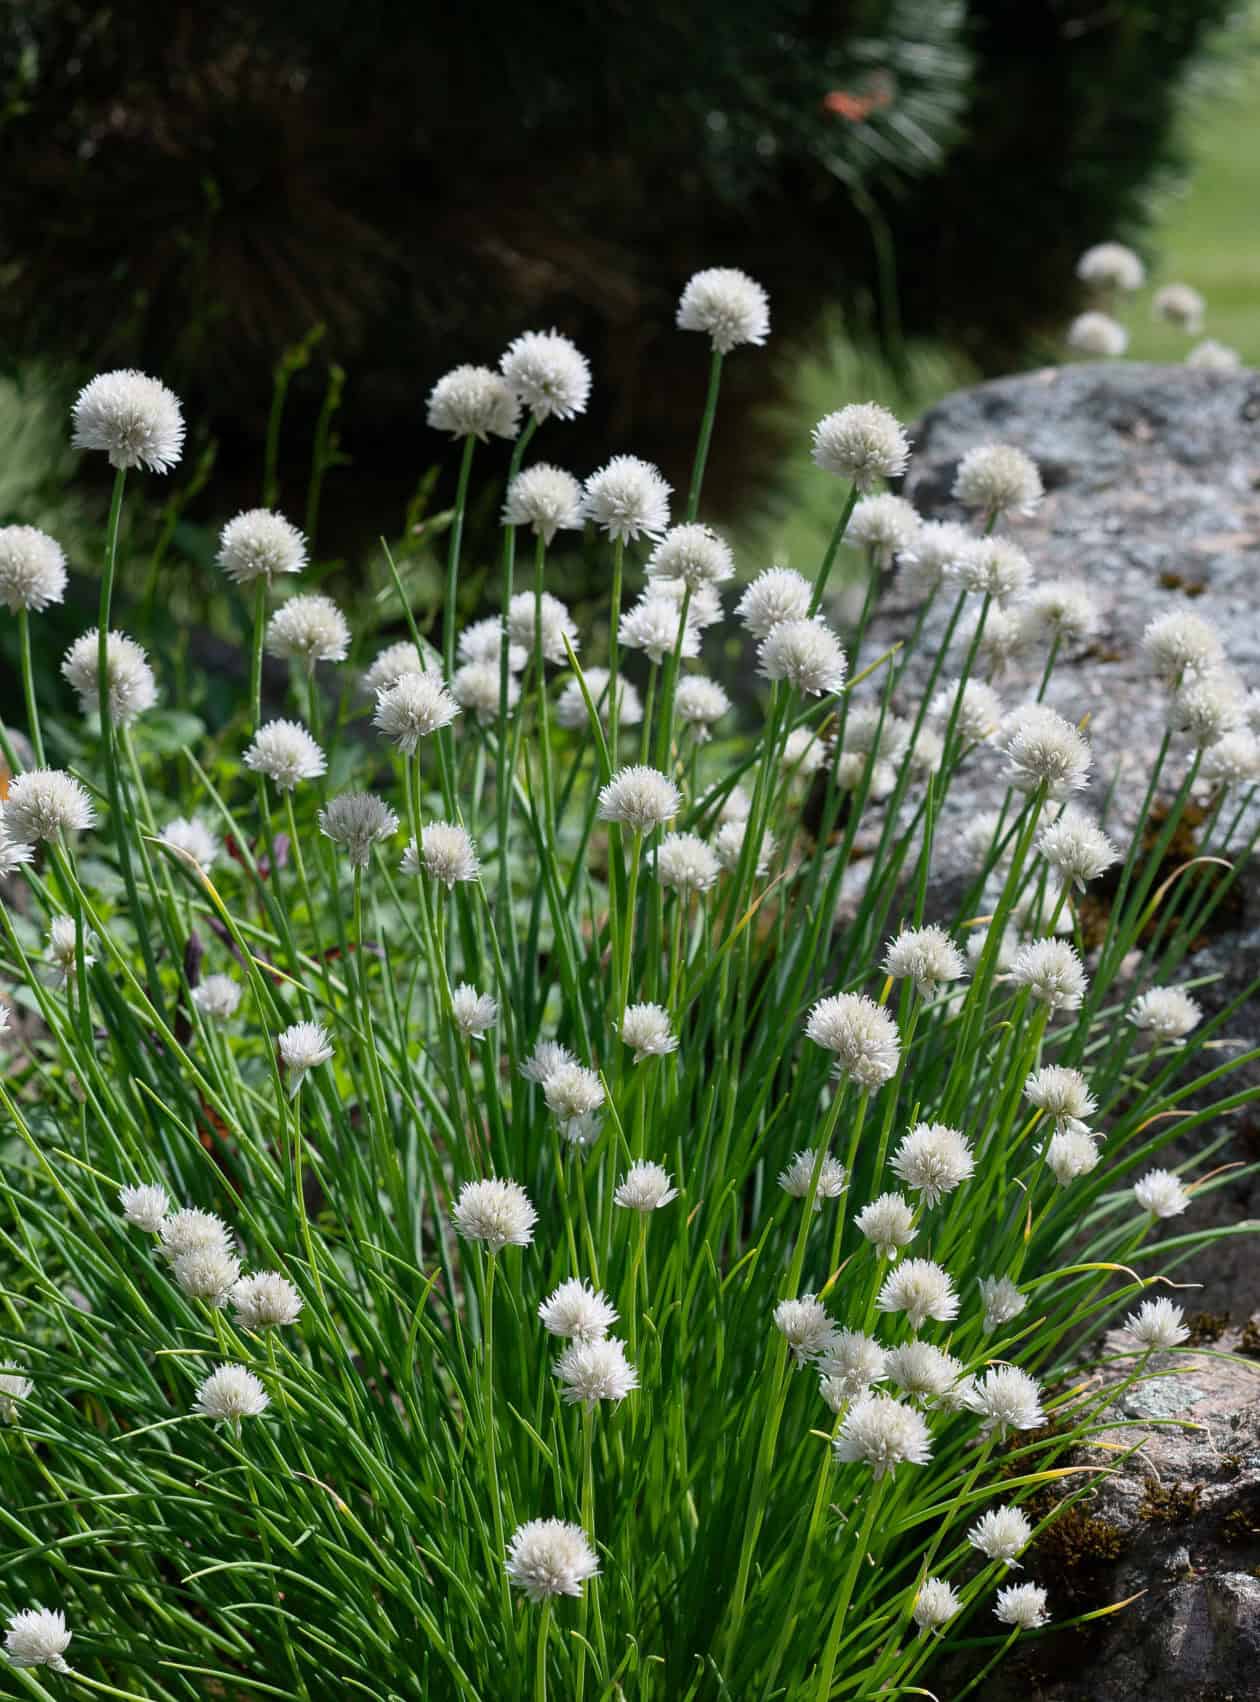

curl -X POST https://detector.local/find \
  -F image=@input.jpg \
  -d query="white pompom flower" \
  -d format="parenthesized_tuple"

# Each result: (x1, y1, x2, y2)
(46, 915, 93, 986)
(192, 975, 242, 1022)
(847, 494, 921, 569)
(676, 267, 770, 353)
(0, 526, 68, 613)
(968, 1505, 1032, 1567)
(539, 1279, 617, 1342)
(502, 463, 584, 543)
(451, 983, 498, 1039)
(963, 1366, 1044, 1435)
(1141, 610, 1224, 684)
(1153, 282, 1205, 334)
(1133, 1168, 1190, 1220)
(953, 537, 1033, 604)
(318, 792, 399, 868)
(928, 677, 1003, 744)
(505, 1519, 599, 1602)
(777, 1149, 846, 1207)
(884, 1341, 969, 1408)
(118, 1181, 170, 1233)
(403, 820, 480, 889)
(1125, 1297, 1189, 1350)
(508, 590, 580, 665)
(458, 618, 528, 675)
(278, 1021, 334, 1094)
(1067, 311, 1128, 357)
(159, 1208, 234, 1264)
(61, 628, 159, 725)
(613, 1162, 679, 1211)
(619, 1002, 677, 1063)
(890, 1123, 975, 1208)
(995, 1583, 1049, 1630)
(555, 667, 643, 731)
(735, 566, 813, 638)
(217, 509, 307, 584)
(0, 1364, 34, 1424)
(4, 769, 96, 844)
(597, 765, 681, 834)
(583, 456, 672, 543)
(554, 1336, 639, 1408)
(1001, 704, 1091, 798)
(833, 1393, 933, 1479)
(773, 1295, 834, 1365)
(713, 818, 776, 877)
(805, 992, 900, 1089)
(4, 1606, 73, 1672)
(265, 594, 350, 668)
(647, 523, 735, 590)
(243, 720, 326, 791)
(1187, 338, 1241, 371)
(1024, 1065, 1096, 1131)
(856, 1192, 917, 1259)
(619, 594, 701, 665)
(500, 330, 592, 422)
(172, 1245, 241, 1307)
(193, 1363, 269, 1423)
(373, 674, 460, 753)
(1128, 986, 1201, 1045)
(913, 1576, 962, 1632)
(453, 659, 520, 723)
(362, 639, 438, 696)
(757, 618, 847, 697)
(952, 444, 1043, 520)
(71, 369, 184, 472)
(811, 403, 911, 489)
(1023, 580, 1100, 646)
(1076, 242, 1145, 292)
(1037, 805, 1118, 889)
(232, 1271, 304, 1330)
(426, 364, 520, 441)
(1010, 939, 1088, 1013)
(452, 1177, 538, 1250)
(883, 925, 966, 998)
(979, 1276, 1028, 1334)
(654, 831, 721, 894)
(675, 675, 732, 739)
(160, 816, 219, 873)
(1045, 1127, 1100, 1185)
(876, 1258, 959, 1331)
(817, 1331, 887, 1406)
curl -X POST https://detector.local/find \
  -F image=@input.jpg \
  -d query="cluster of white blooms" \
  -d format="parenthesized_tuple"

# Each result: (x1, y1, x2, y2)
(953, 537, 1033, 605)
(811, 403, 911, 489)
(1128, 986, 1201, 1044)
(613, 1162, 678, 1211)
(452, 1177, 538, 1250)
(1169, 672, 1244, 748)
(1153, 282, 1205, 333)
(1133, 1168, 1190, 1219)
(883, 925, 966, 999)
(500, 331, 591, 422)
(953, 444, 1042, 520)
(913, 1576, 962, 1631)
(675, 675, 731, 740)
(428, 364, 520, 441)
(194, 1363, 269, 1423)
(278, 1021, 334, 1093)
(979, 1275, 1028, 1333)
(232, 1271, 303, 1330)
(542, 1061, 605, 1138)
(653, 831, 721, 894)
(160, 815, 219, 872)
(597, 765, 680, 832)
(555, 667, 642, 731)
(0, 1363, 35, 1424)
(780, 725, 830, 776)
(964, 1365, 1044, 1434)
(1125, 1296, 1189, 1350)
(1202, 728, 1260, 786)
(217, 509, 307, 584)
(502, 464, 584, 543)
(583, 456, 671, 543)
(855, 1192, 917, 1259)
(647, 524, 735, 591)
(244, 719, 326, 790)
(554, 1336, 638, 1407)
(118, 1181, 171, 1233)
(848, 494, 921, 568)
(0, 525, 68, 613)
(619, 1002, 677, 1062)
(1186, 338, 1241, 371)
(403, 820, 480, 888)
(1067, 311, 1128, 358)
(373, 673, 460, 752)
(362, 639, 438, 696)
(508, 590, 580, 664)
(1046, 1125, 1101, 1185)
(45, 916, 92, 986)
(459, 618, 527, 675)
(833, 1393, 933, 1478)
(757, 618, 847, 697)
(1010, 939, 1088, 1011)
(318, 792, 398, 868)
(999, 704, 1091, 797)
(4, 1606, 73, 1671)
(884, 1341, 967, 1407)
(995, 1583, 1050, 1630)
(890, 1123, 975, 1207)
(62, 628, 159, 725)
(72, 368, 185, 472)
(969, 1504, 1032, 1566)
(1076, 242, 1145, 293)
(1025, 1065, 1096, 1132)
(1023, 579, 1099, 646)
(676, 267, 770, 352)
(5, 770, 96, 845)
(773, 1295, 836, 1365)
(619, 592, 701, 664)
(538, 1279, 617, 1342)
(452, 659, 518, 722)
(735, 567, 813, 638)
(899, 518, 974, 599)
(1141, 610, 1224, 684)
(778, 1148, 846, 1206)
(451, 984, 498, 1039)
(1037, 804, 1118, 889)
(192, 974, 243, 1022)
(929, 677, 1003, 744)
(818, 1330, 887, 1407)
(505, 1519, 599, 1601)
(806, 992, 901, 1088)
(876, 1259, 959, 1331)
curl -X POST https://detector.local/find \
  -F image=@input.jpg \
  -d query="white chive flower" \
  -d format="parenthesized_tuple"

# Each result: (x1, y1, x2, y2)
(833, 1394, 932, 1478)
(0, 1365, 34, 1424)
(520, 1039, 577, 1085)
(928, 677, 1003, 744)
(1024, 1065, 1096, 1131)
(818, 1331, 887, 1407)
(502, 464, 584, 543)
(4, 770, 95, 845)
(1141, 610, 1224, 683)
(1187, 338, 1241, 371)
(458, 617, 528, 675)
(980, 1276, 1028, 1333)
(884, 1342, 967, 1407)
(811, 403, 910, 489)
(597, 765, 680, 833)
(876, 1259, 959, 1331)
(1202, 729, 1260, 786)
(619, 1002, 677, 1063)
(856, 1192, 917, 1259)
(278, 1021, 334, 1094)
(1133, 1168, 1190, 1219)
(505, 1519, 599, 1602)
(61, 628, 158, 725)
(773, 1295, 834, 1365)
(373, 674, 460, 752)
(266, 594, 350, 667)
(1067, 311, 1128, 357)
(1037, 806, 1118, 889)
(614, 1162, 678, 1211)
(403, 820, 480, 889)
(995, 1583, 1049, 1630)
(848, 494, 921, 568)
(543, 1062, 605, 1132)
(782, 726, 830, 775)
(453, 659, 519, 722)
(193, 1363, 269, 1423)
(452, 1177, 538, 1250)
(451, 983, 499, 1039)
(0, 816, 35, 877)
(4, 1606, 72, 1671)
(908, 723, 945, 777)
(172, 1245, 241, 1307)
(713, 818, 775, 877)
(974, 605, 1031, 672)
(1169, 673, 1243, 747)
(1023, 580, 1100, 646)
(318, 792, 398, 868)
(500, 330, 591, 422)
(362, 639, 437, 696)
(0, 526, 68, 613)
(805, 992, 900, 1089)
(778, 1149, 846, 1207)
(47, 915, 93, 985)
(1153, 282, 1205, 333)
(118, 1182, 170, 1233)
(232, 1271, 304, 1330)
(954, 537, 1033, 605)
(159, 1208, 234, 1264)
(891, 1123, 975, 1208)
(676, 267, 769, 352)
(675, 675, 732, 738)
(160, 815, 219, 872)
(1001, 705, 1092, 797)
(243, 719, 326, 791)
(913, 1576, 962, 1632)
(216, 508, 306, 584)
(652, 573, 724, 629)
(582, 456, 671, 543)
(192, 975, 242, 1022)
(757, 618, 847, 697)
(647, 523, 735, 589)
(539, 1279, 617, 1342)
(426, 364, 519, 441)
(71, 369, 184, 472)
(555, 667, 642, 730)
(1125, 1297, 1189, 1350)
(507, 590, 580, 664)
(1046, 1127, 1101, 1185)
(1128, 986, 1201, 1044)
(899, 519, 974, 598)
(883, 925, 966, 998)
(654, 831, 721, 894)
(964, 1366, 1044, 1435)
(735, 567, 813, 638)
(1077, 242, 1145, 292)
(969, 1505, 1032, 1567)
(1010, 939, 1087, 1011)
(619, 594, 701, 665)
(554, 1336, 638, 1407)
(953, 444, 1043, 519)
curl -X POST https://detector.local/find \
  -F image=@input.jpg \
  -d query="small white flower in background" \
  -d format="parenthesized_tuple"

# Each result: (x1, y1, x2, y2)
(913, 1576, 962, 1632)
(505, 1519, 599, 1602)
(968, 1505, 1032, 1567)
(0, 526, 68, 613)
(555, 667, 643, 730)
(278, 1021, 334, 1094)
(1125, 1296, 1189, 1350)
(811, 402, 911, 489)
(243, 719, 326, 791)
(46, 915, 93, 986)
(619, 593, 702, 664)
(597, 765, 680, 833)
(193, 1363, 269, 1423)
(966, 923, 1020, 972)
(856, 1192, 917, 1259)
(172, 1245, 241, 1307)
(452, 1177, 538, 1250)
(539, 1279, 618, 1342)
(653, 832, 721, 894)
(159, 1208, 234, 1264)
(757, 618, 847, 697)
(891, 1123, 975, 1208)
(543, 1062, 605, 1133)
(781, 725, 830, 775)
(61, 628, 159, 725)
(1203, 728, 1260, 786)
(1186, 338, 1242, 371)
(318, 792, 399, 869)
(805, 991, 900, 1089)
(833, 1393, 933, 1478)
(362, 639, 438, 696)
(1010, 939, 1087, 1012)
(973, 604, 1031, 673)
(582, 456, 672, 543)
(71, 368, 184, 472)
(778, 1149, 846, 1207)
(847, 493, 921, 568)
(884, 1341, 967, 1407)
(735, 566, 814, 638)
(1169, 672, 1244, 747)
(216, 508, 307, 584)
(3, 1605, 72, 1671)
(403, 820, 480, 889)
(928, 677, 1003, 744)
(1076, 242, 1145, 292)
(118, 1181, 170, 1233)
(1141, 610, 1224, 684)
(1153, 282, 1205, 334)
(964, 1366, 1045, 1435)
(1037, 805, 1118, 890)
(0, 1363, 34, 1424)
(676, 266, 769, 352)
(502, 463, 584, 543)
(507, 589, 580, 664)
(451, 984, 498, 1039)
(817, 1330, 887, 1406)
(953, 443, 1043, 520)
(647, 523, 735, 590)
(231, 1271, 304, 1330)
(265, 594, 350, 668)
(773, 1295, 835, 1365)
(979, 1276, 1028, 1333)
(373, 673, 460, 753)
(614, 1161, 678, 1211)
(453, 659, 520, 721)
(500, 330, 591, 422)
(675, 675, 732, 739)
(1024, 580, 1100, 648)
(1133, 1168, 1190, 1219)
(519, 1039, 576, 1085)
(554, 1336, 639, 1407)
(192, 975, 242, 1022)
(1128, 986, 1201, 1045)
(160, 815, 219, 872)
(877, 1258, 959, 1331)
(1025, 1065, 1096, 1132)
(995, 1582, 1049, 1631)
(908, 723, 946, 776)
(841, 704, 911, 787)
(899, 519, 974, 599)
(883, 925, 966, 999)
(426, 364, 520, 441)
(1066, 311, 1128, 357)
(713, 818, 776, 877)
(458, 617, 528, 675)
(619, 1002, 677, 1063)
(953, 537, 1033, 605)
(1046, 1126, 1101, 1185)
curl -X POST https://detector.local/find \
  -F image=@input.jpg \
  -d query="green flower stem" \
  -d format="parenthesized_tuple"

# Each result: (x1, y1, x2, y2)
(534, 1598, 552, 1702)
(17, 608, 44, 766)
(606, 537, 625, 768)
(806, 483, 860, 618)
(812, 1474, 886, 1701)
(685, 347, 724, 522)
(251, 579, 268, 736)
(444, 434, 477, 680)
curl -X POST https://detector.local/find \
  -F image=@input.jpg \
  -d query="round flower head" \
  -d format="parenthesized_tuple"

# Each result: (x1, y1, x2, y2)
(216, 508, 306, 585)
(1169, 673, 1243, 748)
(172, 1244, 241, 1306)
(583, 456, 671, 543)
(973, 605, 1032, 673)
(1142, 610, 1224, 684)
(501, 330, 591, 422)
(318, 792, 399, 869)
(929, 677, 1003, 743)
(159, 1208, 234, 1264)
(833, 1393, 933, 1478)
(543, 1062, 605, 1131)
(61, 628, 158, 725)
(555, 667, 642, 731)
(1128, 986, 1201, 1045)
(555, 1335, 638, 1408)
(71, 368, 184, 472)
(232, 1271, 304, 1330)
(1187, 338, 1242, 371)
(674, 675, 732, 739)
(520, 1039, 576, 1086)
(1037, 805, 1118, 890)
(508, 589, 580, 665)
(848, 494, 921, 569)
(781, 726, 830, 776)
(1046, 1126, 1100, 1185)
(805, 992, 900, 1089)
(735, 566, 813, 638)
(647, 523, 735, 591)
(899, 519, 974, 599)
(1025, 1065, 1096, 1130)
(1023, 580, 1100, 647)
(758, 618, 847, 697)
(404, 820, 480, 889)
(458, 617, 528, 675)
(778, 1148, 846, 1207)
(453, 659, 520, 723)
(451, 983, 499, 1039)
(426, 364, 519, 440)
(243, 719, 326, 791)
(876, 1258, 959, 1331)
(954, 537, 1033, 604)
(811, 402, 910, 489)
(856, 1192, 917, 1259)
(278, 1021, 334, 1094)
(953, 444, 1043, 520)
(1, 1365, 35, 1423)
(891, 1123, 975, 1208)
(0, 526, 68, 614)
(652, 573, 724, 629)
(192, 974, 242, 1022)
(160, 815, 219, 873)
(713, 818, 775, 877)
(453, 1177, 538, 1250)
(614, 1161, 678, 1211)
(619, 1002, 677, 1063)
(995, 1583, 1049, 1630)
(1001, 705, 1092, 797)
(913, 1576, 962, 1632)
(1067, 311, 1128, 357)
(884, 1341, 967, 1407)
(883, 925, 966, 999)
(1134, 1168, 1190, 1219)
(619, 594, 701, 665)
(654, 831, 721, 895)
(502, 463, 584, 543)
(1153, 282, 1205, 333)
(676, 267, 769, 352)
(539, 1278, 617, 1342)
(47, 915, 93, 985)
(118, 1181, 169, 1233)
(964, 1365, 1044, 1434)
(1010, 939, 1087, 1011)
(373, 673, 460, 753)
(193, 1363, 269, 1423)
(597, 765, 680, 834)
(1203, 728, 1260, 787)
(773, 1295, 834, 1365)
(362, 639, 437, 696)
(817, 1331, 886, 1407)
(505, 1519, 599, 1602)
(1077, 242, 1145, 292)
(980, 1275, 1028, 1333)
(968, 1505, 1032, 1566)
(266, 594, 350, 668)
(4, 769, 95, 845)
(1125, 1297, 1189, 1350)
(4, 1606, 72, 1672)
